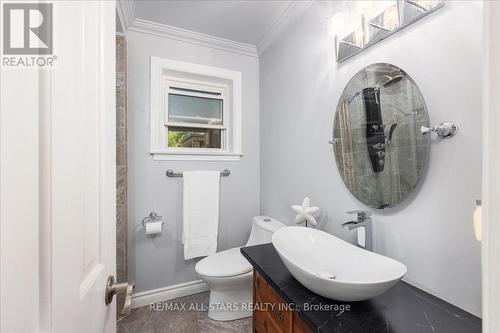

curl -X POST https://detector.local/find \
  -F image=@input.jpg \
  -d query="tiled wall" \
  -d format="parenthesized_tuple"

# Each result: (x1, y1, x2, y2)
(116, 35, 127, 318)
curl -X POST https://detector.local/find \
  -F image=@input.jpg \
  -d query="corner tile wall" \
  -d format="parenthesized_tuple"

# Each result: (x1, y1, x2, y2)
(116, 35, 127, 317)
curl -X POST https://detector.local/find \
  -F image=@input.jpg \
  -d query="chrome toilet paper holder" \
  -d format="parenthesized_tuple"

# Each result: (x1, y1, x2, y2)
(141, 211, 164, 229)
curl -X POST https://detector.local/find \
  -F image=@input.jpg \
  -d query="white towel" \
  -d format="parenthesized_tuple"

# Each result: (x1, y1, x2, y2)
(182, 171, 220, 260)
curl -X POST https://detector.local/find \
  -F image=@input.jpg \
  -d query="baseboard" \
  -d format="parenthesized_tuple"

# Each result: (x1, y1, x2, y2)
(131, 280, 209, 309)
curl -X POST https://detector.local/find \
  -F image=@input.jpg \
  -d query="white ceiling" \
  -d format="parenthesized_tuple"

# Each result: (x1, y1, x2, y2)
(131, 0, 293, 46)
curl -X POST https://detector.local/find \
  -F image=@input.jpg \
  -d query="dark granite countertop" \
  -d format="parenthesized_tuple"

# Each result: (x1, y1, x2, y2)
(241, 243, 481, 333)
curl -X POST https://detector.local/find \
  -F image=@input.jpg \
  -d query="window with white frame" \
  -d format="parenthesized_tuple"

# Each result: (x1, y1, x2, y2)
(150, 57, 242, 161)
(165, 79, 226, 150)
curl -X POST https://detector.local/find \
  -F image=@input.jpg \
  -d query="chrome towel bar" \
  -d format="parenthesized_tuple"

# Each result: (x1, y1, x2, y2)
(166, 169, 231, 178)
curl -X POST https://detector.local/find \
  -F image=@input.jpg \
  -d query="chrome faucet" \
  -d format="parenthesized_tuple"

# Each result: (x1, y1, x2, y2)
(341, 210, 372, 251)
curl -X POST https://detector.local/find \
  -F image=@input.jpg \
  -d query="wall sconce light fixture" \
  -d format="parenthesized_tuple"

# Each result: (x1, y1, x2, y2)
(330, 0, 444, 62)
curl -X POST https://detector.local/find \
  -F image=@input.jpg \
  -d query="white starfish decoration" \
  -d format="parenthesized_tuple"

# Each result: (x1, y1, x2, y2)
(291, 197, 319, 226)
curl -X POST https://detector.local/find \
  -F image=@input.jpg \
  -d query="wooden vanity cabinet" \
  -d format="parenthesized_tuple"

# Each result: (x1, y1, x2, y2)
(253, 270, 312, 333)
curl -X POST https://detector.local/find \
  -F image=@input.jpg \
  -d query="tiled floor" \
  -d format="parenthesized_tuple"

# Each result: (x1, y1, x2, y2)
(117, 292, 252, 333)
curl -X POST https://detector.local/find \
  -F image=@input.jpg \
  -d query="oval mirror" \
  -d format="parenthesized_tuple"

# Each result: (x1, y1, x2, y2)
(333, 63, 430, 209)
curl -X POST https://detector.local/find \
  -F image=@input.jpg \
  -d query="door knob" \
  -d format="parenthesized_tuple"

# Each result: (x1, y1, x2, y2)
(105, 275, 135, 316)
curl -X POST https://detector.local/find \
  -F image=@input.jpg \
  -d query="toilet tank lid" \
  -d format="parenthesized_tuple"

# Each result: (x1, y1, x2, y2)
(253, 215, 286, 233)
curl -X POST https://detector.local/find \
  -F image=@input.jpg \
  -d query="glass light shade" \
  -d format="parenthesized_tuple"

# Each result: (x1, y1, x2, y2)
(332, 0, 444, 62)
(330, 8, 363, 41)
(409, 0, 442, 12)
(358, 1, 396, 21)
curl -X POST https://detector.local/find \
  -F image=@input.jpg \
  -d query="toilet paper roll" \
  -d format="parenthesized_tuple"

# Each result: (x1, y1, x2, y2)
(145, 221, 162, 235)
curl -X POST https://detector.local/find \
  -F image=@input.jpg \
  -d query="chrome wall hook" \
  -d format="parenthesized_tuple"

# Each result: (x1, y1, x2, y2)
(421, 121, 458, 139)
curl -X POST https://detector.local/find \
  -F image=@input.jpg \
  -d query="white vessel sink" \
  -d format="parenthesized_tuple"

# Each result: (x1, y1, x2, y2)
(272, 226, 407, 301)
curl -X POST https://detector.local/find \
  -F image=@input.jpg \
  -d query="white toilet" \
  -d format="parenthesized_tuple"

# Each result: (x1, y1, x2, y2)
(195, 215, 285, 321)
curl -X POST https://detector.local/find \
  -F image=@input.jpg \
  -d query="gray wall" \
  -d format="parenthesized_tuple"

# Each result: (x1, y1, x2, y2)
(127, 31, 260, 292)
(260, 1, 482, 316)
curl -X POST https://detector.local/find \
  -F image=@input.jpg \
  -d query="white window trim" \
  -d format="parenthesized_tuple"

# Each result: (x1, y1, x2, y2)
(150, 56, 243, 161)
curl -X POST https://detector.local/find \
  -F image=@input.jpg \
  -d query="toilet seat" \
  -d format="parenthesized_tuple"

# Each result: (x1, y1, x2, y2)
(193, 216, 285, 321)
(195, 247, 252, 278)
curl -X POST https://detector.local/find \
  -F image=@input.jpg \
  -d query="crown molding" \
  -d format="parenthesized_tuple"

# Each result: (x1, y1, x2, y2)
(116, 1, 258, 58)
(129, 18, 258, 57)
(257, 0, 313, 55)
(116, 0, 308, 58)
(116, 0, 135, 30)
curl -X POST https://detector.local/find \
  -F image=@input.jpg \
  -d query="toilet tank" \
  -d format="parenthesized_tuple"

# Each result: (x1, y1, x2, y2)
(246, 216, 286, 246)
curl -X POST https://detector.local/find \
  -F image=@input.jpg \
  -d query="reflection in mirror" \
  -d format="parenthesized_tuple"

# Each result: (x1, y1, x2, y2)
(333, 63, 430, 209)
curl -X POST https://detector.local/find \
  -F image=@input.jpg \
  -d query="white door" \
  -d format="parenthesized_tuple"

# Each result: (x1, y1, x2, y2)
(0, 1, 117, 332)
(49, 1, 117, 332)
(483, 2, 500, 332)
